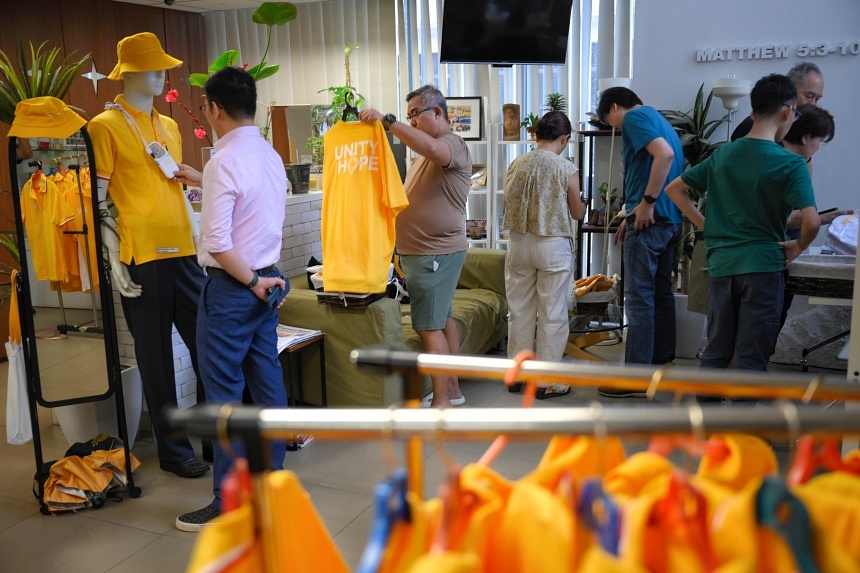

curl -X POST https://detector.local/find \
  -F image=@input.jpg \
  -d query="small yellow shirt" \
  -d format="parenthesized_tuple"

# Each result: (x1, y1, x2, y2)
(89, 95, 194, 265)
(21, 173, 75, 282)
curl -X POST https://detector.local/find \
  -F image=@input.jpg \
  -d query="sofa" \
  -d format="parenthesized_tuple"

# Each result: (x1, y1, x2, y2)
(278, 248, 508, 407)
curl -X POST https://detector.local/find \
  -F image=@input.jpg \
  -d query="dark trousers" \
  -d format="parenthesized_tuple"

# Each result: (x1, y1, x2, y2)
(121, 256, 205, 464)
(700, 271, 784, 371)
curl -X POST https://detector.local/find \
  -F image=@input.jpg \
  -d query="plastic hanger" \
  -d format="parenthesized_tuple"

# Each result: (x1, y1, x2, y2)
(786, 436, 860, 487)
(477, 349, 538, 468)
(649, 470, 718, 572)
(342, 104, 360, 122)
(356, 468, 411, 573)
(577, 477, 621, 555)
(755, 476, 818, 573)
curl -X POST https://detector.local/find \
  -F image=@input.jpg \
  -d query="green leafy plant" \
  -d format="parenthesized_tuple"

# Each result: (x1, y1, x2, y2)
(543, 92, 567, 113)
(659, 83, 728, 173)
(0, 39, 90, 125)
(520, 112, 540, 129)
(318, 45, 365, 122)
(659, 84, 728, 293)
(598, 181, 619, 202)
(189, 2, 297, 88)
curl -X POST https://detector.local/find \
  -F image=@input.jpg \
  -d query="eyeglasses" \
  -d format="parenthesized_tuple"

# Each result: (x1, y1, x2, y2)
(406, 106, 434, 121)
(199, 100, 219, 114)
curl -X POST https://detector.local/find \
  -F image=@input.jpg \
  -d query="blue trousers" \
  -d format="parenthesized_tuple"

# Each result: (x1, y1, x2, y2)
(622, 223, 682, 365)
(700, 272, 784, 371)
(197, 268, 287, 509)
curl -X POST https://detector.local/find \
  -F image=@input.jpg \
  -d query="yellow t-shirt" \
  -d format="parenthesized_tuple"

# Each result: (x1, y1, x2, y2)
(321, 120, 408, 293)
(89, 95, 194, 265)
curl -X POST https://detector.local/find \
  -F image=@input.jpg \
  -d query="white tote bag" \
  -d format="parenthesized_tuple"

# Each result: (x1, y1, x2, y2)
(5, 270, 32, 445)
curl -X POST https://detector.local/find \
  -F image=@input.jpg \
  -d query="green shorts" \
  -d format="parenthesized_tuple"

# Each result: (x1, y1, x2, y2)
(400, 251, 467, 331)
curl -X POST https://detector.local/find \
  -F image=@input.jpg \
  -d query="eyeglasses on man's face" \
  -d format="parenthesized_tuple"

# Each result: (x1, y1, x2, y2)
(406, 106, 434, 121)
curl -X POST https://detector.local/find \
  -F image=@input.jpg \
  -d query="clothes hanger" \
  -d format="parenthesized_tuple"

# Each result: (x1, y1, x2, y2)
(342, 105, 360, 123)
(356, 468, 411, 573)
(756, 476, 819, 573)
(577, 477, 621, 555)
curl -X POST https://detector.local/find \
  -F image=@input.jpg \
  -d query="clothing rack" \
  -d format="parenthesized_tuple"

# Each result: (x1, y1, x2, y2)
(26, 155, 102, 335)
(350, 348, 860, 404)
(57, 160, 101, 335)
(169, 402, 860, 444)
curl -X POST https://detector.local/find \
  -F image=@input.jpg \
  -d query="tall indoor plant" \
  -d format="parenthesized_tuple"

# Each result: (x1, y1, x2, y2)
(659, 84, 728, 293)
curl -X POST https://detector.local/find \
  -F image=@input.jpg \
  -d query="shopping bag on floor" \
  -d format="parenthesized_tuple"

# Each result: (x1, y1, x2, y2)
(6, 270, 32, 446)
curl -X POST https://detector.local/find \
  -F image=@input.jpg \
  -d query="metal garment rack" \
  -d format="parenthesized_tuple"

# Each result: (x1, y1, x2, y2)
(167, 348, 860, 499)
(25, 156, 102, 335)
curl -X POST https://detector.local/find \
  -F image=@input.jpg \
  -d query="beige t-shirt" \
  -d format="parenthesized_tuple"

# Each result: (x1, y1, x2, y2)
(395, 131, 471, 255)
(503, 149, 579, 238)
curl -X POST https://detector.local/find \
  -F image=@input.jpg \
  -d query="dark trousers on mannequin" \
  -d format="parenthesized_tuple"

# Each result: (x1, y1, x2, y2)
(122, 255, 205, 464)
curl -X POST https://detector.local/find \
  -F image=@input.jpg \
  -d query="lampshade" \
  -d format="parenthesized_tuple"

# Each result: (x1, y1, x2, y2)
(712, 77, 751, 111)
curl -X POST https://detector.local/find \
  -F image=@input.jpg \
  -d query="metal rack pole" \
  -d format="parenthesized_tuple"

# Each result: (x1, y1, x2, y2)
(167, 403, 860, 443)
(350, 349, 860, 404)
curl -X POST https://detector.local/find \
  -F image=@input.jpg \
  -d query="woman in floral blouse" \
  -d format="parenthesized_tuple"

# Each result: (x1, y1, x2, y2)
(503, 111, 586, 398)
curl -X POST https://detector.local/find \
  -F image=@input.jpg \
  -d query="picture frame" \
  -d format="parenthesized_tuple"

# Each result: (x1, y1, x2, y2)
(446, 96, 484, 141)
(470, 164, 487, 187)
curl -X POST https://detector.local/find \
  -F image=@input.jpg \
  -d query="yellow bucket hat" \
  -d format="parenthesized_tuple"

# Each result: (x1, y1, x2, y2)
(108, 32, 183, 80)
(9, 97, 86, 139)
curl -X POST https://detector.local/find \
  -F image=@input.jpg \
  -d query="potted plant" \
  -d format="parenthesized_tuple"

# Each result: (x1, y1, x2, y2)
(189, 2, 297, 88)
(308, 45, 365, 167)
(0, 40, 90, 312)
(659, 84, 729, 293)
(543, 92, 567, 113)
(520, 112, 540, 139)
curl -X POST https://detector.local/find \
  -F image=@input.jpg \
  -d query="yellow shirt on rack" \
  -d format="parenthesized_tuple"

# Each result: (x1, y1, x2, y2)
(20, 173, 75, 282)
(89, 95, 194, 265)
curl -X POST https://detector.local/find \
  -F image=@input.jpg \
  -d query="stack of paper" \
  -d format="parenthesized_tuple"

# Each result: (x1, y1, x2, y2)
(277, 324, 322, 353)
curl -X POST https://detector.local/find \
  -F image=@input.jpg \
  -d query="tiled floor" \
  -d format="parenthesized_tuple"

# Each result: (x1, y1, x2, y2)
(0, 314, 835, 572)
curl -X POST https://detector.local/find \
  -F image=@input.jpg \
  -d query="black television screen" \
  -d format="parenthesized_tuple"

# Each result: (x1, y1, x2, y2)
(439, 0, 574, 65)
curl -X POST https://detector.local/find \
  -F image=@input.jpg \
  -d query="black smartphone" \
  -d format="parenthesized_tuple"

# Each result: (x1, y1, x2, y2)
(818, 207, 837, 215)
(625, 213, 636, 226)
(266, 285, 287, 311)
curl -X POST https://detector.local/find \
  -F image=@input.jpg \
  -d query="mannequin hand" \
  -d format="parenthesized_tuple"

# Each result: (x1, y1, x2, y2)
(102, 229, 142, 297)
(108, 249, 143, 298)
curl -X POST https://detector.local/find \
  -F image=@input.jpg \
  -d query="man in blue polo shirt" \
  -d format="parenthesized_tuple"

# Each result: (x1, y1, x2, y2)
(596, 87, 685, 383)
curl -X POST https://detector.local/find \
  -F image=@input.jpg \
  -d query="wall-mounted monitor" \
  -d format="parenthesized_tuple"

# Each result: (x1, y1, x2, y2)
(439, 0, 574, 66)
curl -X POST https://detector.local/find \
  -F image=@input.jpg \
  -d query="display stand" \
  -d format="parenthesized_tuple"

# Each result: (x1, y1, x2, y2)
(7, 132, 140, 513)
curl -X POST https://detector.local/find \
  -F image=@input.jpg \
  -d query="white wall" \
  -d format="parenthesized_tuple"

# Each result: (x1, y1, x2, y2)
(632, 0, 860, 243)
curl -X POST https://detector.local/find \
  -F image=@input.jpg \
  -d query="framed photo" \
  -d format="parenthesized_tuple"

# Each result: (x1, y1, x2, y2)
(446, 97, 484, 141)
(470, 164, 487, 187)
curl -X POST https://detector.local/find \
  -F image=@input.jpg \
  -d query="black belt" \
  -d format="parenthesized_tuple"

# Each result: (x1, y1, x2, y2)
(206, 264, 278, 281)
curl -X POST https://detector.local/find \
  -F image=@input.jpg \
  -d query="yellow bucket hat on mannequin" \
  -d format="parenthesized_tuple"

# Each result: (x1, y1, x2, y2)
(9, 97, 86, 139)
(107, 32, 183, 80)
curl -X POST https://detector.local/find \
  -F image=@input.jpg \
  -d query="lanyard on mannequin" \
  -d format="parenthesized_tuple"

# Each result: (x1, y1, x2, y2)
(105, 101, 171, 157)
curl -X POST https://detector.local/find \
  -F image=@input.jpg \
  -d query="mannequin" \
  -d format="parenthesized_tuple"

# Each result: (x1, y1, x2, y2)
(89, 32, 209, 479)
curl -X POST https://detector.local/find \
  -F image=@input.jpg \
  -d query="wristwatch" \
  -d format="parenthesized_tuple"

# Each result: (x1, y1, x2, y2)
(246, 271, 259, 289)
(382, 113, 397, 129)
(642, 194, 657, 205)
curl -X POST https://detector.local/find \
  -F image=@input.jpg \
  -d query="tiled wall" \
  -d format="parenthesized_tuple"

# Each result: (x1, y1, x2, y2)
(115, 191, 324, 406)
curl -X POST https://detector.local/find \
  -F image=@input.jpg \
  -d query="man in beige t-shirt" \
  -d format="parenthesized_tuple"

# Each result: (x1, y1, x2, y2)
(361, 85, 471, 407)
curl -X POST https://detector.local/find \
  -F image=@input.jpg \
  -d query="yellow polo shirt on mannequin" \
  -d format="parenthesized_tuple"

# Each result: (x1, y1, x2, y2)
(89, 94, 194, 265)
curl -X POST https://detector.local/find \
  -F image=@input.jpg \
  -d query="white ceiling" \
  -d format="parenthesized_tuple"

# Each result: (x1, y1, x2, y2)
(111, 0, 323, 14)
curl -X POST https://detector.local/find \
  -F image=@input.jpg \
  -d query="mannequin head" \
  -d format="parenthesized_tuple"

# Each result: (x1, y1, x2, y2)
(123, 70, 167, 98)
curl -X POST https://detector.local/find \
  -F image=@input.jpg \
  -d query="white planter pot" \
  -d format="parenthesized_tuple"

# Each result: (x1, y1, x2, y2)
(54, 365, 143, 448)
(675, 294, 707, 359)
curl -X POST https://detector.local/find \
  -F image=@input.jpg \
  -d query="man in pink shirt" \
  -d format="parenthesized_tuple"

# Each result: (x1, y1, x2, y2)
(173, 67, 288, 531)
